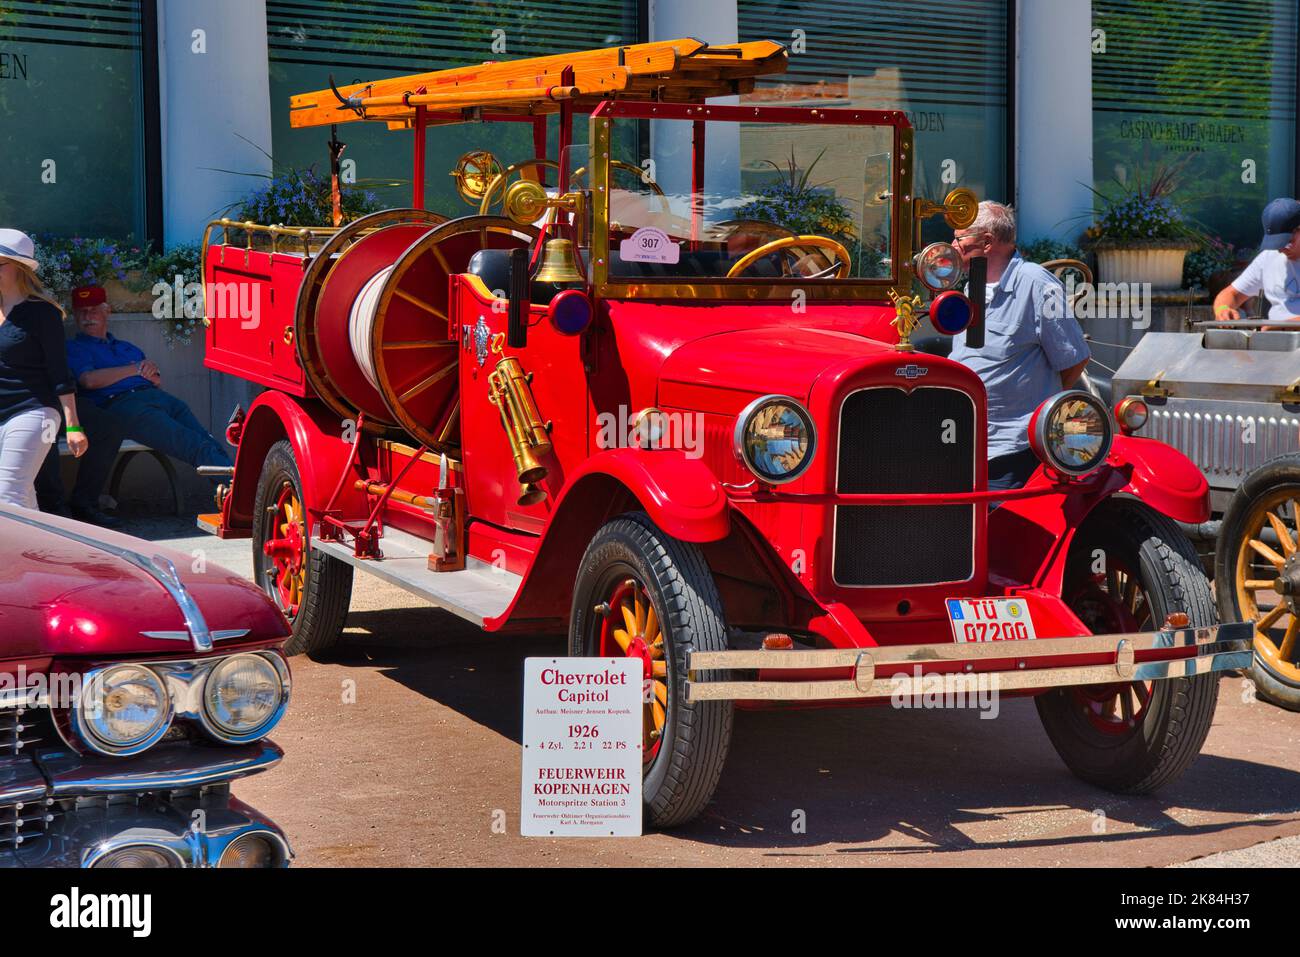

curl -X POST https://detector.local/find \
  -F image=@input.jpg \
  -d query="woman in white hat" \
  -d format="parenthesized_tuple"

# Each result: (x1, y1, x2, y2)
(0, 228, 87, 509)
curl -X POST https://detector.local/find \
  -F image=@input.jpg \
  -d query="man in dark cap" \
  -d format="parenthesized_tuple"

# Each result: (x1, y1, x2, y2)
(38, 285, 230, 524)
(1213, 197, 1300, 326)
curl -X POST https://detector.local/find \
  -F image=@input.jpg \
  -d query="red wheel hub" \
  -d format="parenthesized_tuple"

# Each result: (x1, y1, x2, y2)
(1068, 560, 1155, 735)
(263, 482, 306, 619)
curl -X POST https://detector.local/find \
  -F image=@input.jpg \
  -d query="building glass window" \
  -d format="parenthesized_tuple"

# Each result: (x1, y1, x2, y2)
(266, 0, 641, 218)
(1092, 0, 1298, 248)
(0, 0, 147, 239)
(737, 0, 1010, 244)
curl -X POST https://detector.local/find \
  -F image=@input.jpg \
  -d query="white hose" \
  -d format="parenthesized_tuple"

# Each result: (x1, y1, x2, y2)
(348, 265, 394, 391)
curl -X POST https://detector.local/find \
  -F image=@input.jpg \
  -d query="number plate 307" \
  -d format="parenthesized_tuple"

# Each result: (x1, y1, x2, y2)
(946, 597, 1037, 643)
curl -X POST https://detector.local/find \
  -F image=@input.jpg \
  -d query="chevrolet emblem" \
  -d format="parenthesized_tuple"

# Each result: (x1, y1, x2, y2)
(895, 364, 929, 379)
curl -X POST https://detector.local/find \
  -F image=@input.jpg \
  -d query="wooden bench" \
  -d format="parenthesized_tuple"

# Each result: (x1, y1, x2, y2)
(56, 438, 185, 515)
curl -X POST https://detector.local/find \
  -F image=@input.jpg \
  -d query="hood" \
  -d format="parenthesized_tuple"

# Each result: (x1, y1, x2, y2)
(658, 323, 897, 414)
(600, 299, 902, 415)
(0, 508, 287, 661)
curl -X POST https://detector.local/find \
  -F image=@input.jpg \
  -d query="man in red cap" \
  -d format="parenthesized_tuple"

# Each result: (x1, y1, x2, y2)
(37, 284, 230, 525)
(35, 285, 127, 525)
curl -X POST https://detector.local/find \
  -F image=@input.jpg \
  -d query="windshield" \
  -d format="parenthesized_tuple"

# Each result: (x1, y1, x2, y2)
(589, 115, 897, 288)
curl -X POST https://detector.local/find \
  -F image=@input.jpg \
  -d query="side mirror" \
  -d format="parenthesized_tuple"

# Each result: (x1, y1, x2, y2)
(966, 255, 986, 349)
(508, 247, 529, 349)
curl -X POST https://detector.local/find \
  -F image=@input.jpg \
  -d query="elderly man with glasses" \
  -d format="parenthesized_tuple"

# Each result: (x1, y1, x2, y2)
(949, 201, 1091, 491)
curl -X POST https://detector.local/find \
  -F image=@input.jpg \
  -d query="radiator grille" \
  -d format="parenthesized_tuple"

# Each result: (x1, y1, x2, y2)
(835, 386, 977, 586)
(1145, 404, 1300, 488)
(837, 387, 975, 493)
(0, 702, 49, 757)
(0, 795, 58, 849)
(1, 700, 58, 848)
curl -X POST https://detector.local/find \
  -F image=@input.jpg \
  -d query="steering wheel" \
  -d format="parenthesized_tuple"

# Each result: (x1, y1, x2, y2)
(725, 235, 853, 279)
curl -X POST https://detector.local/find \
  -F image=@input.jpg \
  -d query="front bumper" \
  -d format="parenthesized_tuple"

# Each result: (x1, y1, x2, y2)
(686, 622, 1253, 702)
(1, 740, 289, 868)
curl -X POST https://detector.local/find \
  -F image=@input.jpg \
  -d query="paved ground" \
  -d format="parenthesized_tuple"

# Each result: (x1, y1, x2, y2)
(133, 513, 1300, 867)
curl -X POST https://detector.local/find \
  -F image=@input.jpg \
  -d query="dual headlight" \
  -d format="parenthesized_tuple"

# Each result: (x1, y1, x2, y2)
(734, 395, 816, 484)
(74, 652, 289, 756)
(1029, 391, 1114, 476)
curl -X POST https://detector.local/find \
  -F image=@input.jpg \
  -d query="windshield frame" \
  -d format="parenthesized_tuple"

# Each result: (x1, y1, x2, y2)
(588, 101, 915, 303)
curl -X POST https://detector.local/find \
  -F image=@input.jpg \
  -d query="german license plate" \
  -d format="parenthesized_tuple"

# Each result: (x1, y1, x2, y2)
(946, 597, 1037, 643)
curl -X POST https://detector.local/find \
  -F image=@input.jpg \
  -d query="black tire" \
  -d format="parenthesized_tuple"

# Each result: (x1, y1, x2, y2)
(569, 513, 733, 828)
(252, 439, 353, 658)
(1036, 499, 1220, 793)
(1214, 453, 1300, 711)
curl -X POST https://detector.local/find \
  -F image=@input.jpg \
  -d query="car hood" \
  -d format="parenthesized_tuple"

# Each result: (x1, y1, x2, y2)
(0, 508, 287, 661)
(657, 322, 896, 414)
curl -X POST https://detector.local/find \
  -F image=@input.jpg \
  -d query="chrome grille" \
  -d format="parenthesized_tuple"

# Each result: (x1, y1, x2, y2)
(834, 386, 977, 587)
(1, 698, 59, 848)
(1145, 401, 1300, 490)
(0, 702, 48, 757)
(0, 796, 58, 849)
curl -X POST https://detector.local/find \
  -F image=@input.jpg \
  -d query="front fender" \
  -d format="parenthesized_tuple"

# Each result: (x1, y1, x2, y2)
(226, 392, 356, 532)
(557, 448, 731, 543)
(989, 435, 1209, 594)
(486, 448, 731, 629)
(1110, 434, 1210, 524)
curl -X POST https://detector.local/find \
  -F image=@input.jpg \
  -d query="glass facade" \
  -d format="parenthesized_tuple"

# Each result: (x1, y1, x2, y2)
(738, 0, 1011, 245)
(0, 0, 148, 239)
(1092, 0, 1299, 248)
(266, 0, 641, 218)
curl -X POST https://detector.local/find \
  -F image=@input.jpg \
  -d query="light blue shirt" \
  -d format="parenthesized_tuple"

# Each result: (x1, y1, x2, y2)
(949, 253, 1090, 458)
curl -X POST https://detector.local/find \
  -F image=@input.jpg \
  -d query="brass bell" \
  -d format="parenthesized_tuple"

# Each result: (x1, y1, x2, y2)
(533, 238, 585, 285)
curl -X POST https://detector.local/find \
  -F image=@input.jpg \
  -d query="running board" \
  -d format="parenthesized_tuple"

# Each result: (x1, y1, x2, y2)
(313, 526, 521, 626)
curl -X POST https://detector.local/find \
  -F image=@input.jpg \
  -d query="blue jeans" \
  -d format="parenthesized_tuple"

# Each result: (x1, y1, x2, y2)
(107, 388, 232, 471)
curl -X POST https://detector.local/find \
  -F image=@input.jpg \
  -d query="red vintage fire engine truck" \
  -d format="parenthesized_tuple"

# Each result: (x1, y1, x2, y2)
(199, 39, 1251, 827)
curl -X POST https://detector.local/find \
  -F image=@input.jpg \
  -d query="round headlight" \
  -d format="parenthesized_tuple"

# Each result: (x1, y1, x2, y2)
(219, 832, 287, 868)
(914, 242, 963, 291)
(91, 845, 180, 868)
(76, 665, 171, 755)
(1030, 391, 1114, 476)
(734, 395, 816, 484)
(1115, 396, 1149, 434)
(202, 653, 287, 742)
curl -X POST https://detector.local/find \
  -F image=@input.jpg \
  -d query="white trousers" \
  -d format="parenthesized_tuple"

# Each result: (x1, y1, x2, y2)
(0, 407, 60, 510)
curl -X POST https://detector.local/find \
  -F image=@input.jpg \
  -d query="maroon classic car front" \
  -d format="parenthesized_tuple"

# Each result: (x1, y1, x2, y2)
(0, 505, 292, 867)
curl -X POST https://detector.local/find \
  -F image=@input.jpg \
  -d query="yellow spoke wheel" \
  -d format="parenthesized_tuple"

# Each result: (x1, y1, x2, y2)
(569, 515, 733, 828)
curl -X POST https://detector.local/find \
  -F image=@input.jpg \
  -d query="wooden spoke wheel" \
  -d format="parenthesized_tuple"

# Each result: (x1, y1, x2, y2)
(569, 513, 732, 828)
(294, 208, 448, 435)
(1065, 555, 1156, 736)
(1216, 453, 1300, 710)
(369, 216, 538, 451)
(598, 577, 669, 766)
(1036, 499, 1220, 793)
(251, 440, 352, 658)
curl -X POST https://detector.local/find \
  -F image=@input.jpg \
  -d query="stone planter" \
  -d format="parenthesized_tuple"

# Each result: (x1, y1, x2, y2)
(1094, 245, 1193, 290)
(102, 271, 157, 313)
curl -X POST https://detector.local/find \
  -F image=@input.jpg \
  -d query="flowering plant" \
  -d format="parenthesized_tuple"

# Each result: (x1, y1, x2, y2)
(1183, 235, 1238, 290)
(1082, 164, 1200, 249)
(737, 149, 857, 246)
(34, 235, 148, 296)
(144, 244, 204, 345)
(225, 166, 382, 226)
